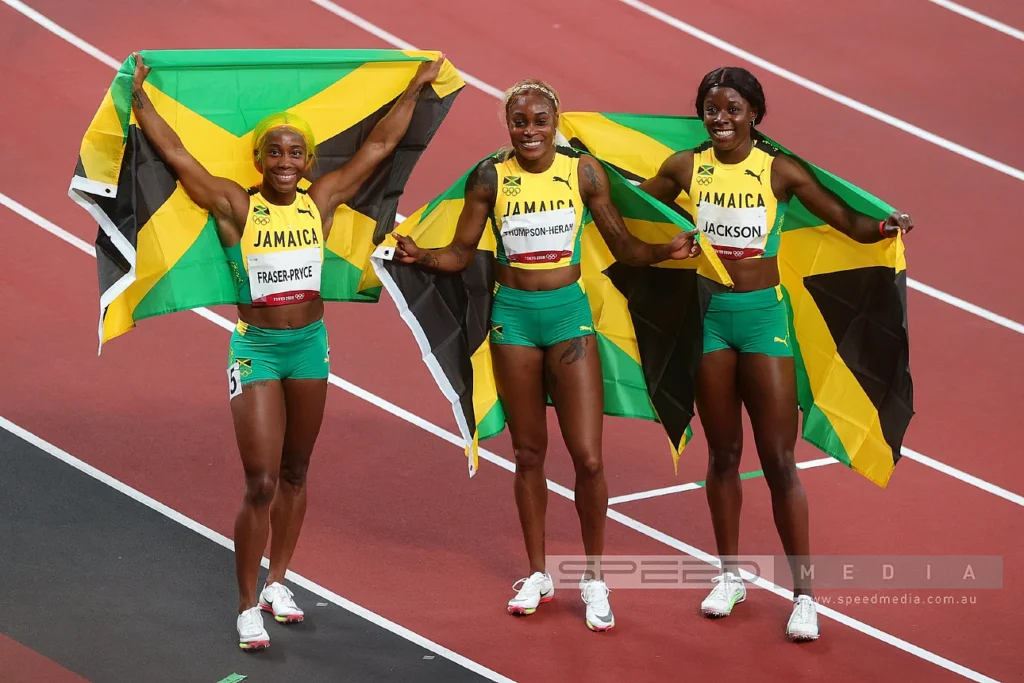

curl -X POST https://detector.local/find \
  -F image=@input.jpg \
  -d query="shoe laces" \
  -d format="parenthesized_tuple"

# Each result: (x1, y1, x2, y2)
(581, 579, 610, 607)
(792, 594, 816, 622)
(266, 582, 296, 604)
(511, 572, 546, 597)
(238, 606, 263, 631)
(708, 572, 739, 599)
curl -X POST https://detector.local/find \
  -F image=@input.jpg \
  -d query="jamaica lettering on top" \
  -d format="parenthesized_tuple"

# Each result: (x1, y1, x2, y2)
(502, 198, 576, 216)
(251, 228, 321, 249)
(696, 191, 766, 209)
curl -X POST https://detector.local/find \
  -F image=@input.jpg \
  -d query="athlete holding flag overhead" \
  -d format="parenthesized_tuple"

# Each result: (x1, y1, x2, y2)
(129, 51, 445, 651)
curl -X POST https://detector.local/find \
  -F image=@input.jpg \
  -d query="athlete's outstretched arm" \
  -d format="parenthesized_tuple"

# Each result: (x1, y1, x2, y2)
(638, 151, 692, 206)
(309, 57, 445, 219)
(772, 154, 914, 243)
(580, 155, 699, 265)
(391, 159, 496, 273)
(129, 54, 248, 234)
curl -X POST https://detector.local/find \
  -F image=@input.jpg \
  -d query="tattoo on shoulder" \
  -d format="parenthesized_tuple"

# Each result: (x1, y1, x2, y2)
(466, 160, 497, 197)
(132, 88, 145, 110)
(581, 158, 602, 193)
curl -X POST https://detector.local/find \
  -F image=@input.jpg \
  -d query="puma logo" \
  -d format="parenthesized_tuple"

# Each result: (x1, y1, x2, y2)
(553, 174, 572, 190)
(745, 169, 764, 184)
(774, 336, 788, 346)
(297, 208, 314, 215)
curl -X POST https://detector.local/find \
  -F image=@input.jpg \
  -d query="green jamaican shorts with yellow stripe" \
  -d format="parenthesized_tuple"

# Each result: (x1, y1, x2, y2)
(489, 281, 594, 348)
(226, 318, 330, 396)
(703, 285, 793, 357)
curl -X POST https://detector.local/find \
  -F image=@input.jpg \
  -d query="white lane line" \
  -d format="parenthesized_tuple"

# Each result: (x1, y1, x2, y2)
(615, 0, 1024, 184)
(608, 457, 838, 505)
(907, 277, 1024, 334)
(1, 191, 1002, 683)
(5, 0, 1022, 336)
(0, 415, 516, 683)
(901, 447, 1024, 507)
(928, 0, 1024, 41)
(0, 0, 120, 68)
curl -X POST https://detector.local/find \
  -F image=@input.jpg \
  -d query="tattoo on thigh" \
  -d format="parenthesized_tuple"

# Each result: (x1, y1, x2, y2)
(247, 379, 272, 388)
(559, 336, 588, 365)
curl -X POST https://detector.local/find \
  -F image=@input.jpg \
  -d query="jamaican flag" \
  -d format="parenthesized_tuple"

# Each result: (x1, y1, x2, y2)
(558, 112, 913, 488)
(69, 49, 464, 350)
(371, 150, 733, 477)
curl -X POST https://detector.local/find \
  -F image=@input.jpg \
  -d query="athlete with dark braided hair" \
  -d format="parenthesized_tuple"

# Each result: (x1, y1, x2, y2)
(393, 78, 700, 631)
(641, 66, 915, 641)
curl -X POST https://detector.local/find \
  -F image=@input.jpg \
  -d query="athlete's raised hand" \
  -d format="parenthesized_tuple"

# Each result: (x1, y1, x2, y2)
(131, 52, 151, 89)
(411, 54, 445, 89)
(881, 210, 914, 238)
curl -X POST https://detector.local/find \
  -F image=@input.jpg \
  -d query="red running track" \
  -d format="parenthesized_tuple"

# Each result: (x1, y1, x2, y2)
(1, 0, 1022, 681)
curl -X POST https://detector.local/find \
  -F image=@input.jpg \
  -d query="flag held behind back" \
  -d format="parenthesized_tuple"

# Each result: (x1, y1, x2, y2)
(371, 146, 734, 478)
(557, 112, 913, 488)
(69, 49, 465, 351)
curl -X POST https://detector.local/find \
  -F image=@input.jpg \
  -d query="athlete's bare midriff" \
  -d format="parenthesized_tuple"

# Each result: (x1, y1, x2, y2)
(495, 262, 582, 291)
(237, 298, 324, 329)
(721, 256, 781, 292)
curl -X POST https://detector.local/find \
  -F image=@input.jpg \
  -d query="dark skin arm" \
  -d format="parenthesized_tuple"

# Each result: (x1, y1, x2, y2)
(130, 53, 249, 243)
(390, 158, 497, 272)
(638, 150, 693, 206)
(309, 56, 445, 231)
(771, 154, 913, 242)
(578, 154, 699, 265)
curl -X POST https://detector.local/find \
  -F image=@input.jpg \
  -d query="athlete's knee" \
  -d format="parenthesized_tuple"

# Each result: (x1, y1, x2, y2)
(571, 447, 604, 479)
(707, 444, 743, 478)
(278, 456, 309, 488)
(513, 441, 547, 471)
(244, 471, 278, 507)
(762, 450, 801, 493)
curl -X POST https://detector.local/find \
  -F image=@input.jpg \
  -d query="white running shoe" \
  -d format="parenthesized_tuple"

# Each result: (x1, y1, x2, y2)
(259, 582, 304, 623)
(700, 572, 746, 617)
(237, 606, 270, 651)
(581, 579, 614, 632)
(786, 594, 820, 641)
(507, 572, 554, 615)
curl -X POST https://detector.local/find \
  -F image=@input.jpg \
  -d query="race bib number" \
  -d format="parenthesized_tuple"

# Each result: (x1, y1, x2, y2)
(227, 361, 242, 400)
(500, 207, 577, 265)
(247, 247, 322, 305)
(697, 201, 769, 260)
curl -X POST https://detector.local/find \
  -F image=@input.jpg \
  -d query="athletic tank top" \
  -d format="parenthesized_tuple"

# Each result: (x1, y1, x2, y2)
(680, 138, 787, 261)
(491, 147, 586, 270)
(225, 187, 324, 306)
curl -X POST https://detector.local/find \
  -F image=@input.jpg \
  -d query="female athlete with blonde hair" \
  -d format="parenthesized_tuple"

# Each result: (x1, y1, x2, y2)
(129, 52, 444, 651)
(392, 78, 701, 632)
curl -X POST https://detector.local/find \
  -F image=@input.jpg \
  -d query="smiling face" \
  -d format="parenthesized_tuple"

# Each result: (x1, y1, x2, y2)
(256, 127, 309, 195)
(505, 91, 557, 165)
(701, 86, 757, 155)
